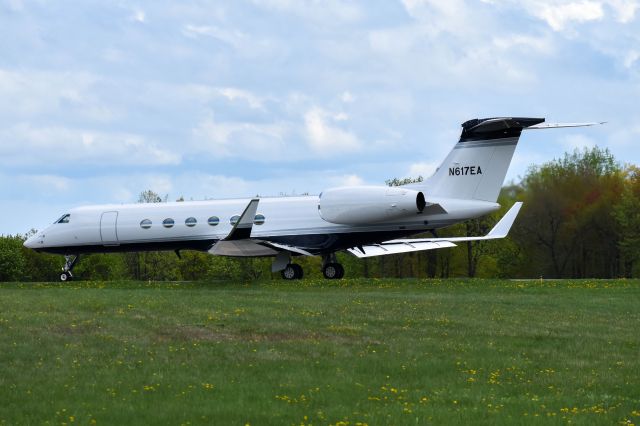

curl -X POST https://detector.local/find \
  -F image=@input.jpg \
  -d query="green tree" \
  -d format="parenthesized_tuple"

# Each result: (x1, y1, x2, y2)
(613, 165, 640, 276)
(138, 190, 164, 203)
(385, 176, 424, 187)
(74, 254, 126, 281)
(0, 235, 26, 281)
(514, 147, 623, 278)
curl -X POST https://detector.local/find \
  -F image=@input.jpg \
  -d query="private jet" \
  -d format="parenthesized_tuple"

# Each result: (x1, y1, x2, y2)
(23, 117, 600, 281)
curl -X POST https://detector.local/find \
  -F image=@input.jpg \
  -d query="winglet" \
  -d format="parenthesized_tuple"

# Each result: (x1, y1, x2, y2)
(224, 198, 260, 241)
(486, 201, 522, 238)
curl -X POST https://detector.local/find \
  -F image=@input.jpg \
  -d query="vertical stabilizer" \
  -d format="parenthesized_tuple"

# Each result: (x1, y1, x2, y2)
(425, 117, 544, 202)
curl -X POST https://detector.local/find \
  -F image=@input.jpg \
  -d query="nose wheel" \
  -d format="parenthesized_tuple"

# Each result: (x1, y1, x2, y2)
(60, 255, 79, 282)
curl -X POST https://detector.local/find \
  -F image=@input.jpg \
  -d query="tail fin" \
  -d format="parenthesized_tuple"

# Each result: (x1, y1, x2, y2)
(425, 117, 544, 202)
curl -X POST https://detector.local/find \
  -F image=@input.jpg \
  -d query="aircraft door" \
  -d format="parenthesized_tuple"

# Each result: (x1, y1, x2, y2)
(100, 211, 119, 245)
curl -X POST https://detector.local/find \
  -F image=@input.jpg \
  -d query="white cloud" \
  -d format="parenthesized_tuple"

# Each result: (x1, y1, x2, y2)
(2, 0, 640, 236)
(0, 69, 117, 122)
(624, 50, 640, 68)
(21, 174, 73, 192)
(607, 123, 640, 148)
(252, 0, 363, 23)
(0, 124, 180, 166)
(341, 91, 355, 103)
(304, 107, 360, 153)
(5, 0, 24, 12)
(183, 25, 246, 48)
(605, 0, 639, 22)
(338, 174, 364, 186)
(492, 34, 554, 54)
(561, 133, 597, 150)
(218, 87, 264, 109)
(131, 9, 145, 23)
(192, 114, 290, 160)
(181, 23, 280, 59)
(535, 1, 604, 31)
(407, 162, 438, 179)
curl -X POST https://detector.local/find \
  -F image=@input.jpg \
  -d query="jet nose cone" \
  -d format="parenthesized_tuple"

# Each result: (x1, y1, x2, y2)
(23, 236, 35, 249)
(23, 234, 40, 249)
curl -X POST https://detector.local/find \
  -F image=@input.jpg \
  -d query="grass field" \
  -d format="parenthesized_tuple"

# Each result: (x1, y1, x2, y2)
(0, 278, 639, 425)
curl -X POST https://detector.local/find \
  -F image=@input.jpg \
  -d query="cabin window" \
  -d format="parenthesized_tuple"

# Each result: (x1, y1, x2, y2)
(185, 217, 197, 227)
(208, 216, 219, 226)
(163, 218, 175, 228)
(55, 214, 70, 224)
(254, 214, 265, 225)
(140, 219, 152, 229)
(230, 215, 240, 225)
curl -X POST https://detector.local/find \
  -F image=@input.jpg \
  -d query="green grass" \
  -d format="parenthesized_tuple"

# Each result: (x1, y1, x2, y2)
(0, 279, 639, 425)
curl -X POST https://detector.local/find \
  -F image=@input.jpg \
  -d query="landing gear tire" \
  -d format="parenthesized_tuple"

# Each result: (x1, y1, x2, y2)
(281, 263, 304, 280)
(323, 263, 344, 279)
(60, 255, 79, 282)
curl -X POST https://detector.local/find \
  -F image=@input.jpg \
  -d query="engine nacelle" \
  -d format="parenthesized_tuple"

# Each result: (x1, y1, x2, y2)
(318, 186, 426, 225)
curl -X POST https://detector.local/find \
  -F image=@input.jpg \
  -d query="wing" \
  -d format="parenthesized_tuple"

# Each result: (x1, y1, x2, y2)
(347, 202, 522, 258)
(348, 240, 457, 258)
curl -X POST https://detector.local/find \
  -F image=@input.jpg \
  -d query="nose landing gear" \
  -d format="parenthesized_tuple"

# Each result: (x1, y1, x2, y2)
(60, 255, 79, 282)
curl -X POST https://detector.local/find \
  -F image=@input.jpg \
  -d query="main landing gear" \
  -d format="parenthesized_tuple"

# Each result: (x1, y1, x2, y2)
(281, 263, 304, 280)
(276, 252, 344, 280)
(321, 253, 344, 280)
(60, 254, 79, 282)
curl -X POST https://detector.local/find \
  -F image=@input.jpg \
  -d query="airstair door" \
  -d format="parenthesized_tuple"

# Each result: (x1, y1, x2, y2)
(100, 211, 119, 245)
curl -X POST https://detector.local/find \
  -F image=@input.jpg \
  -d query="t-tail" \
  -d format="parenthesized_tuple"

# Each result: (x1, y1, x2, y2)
(423, 117, 603, 202)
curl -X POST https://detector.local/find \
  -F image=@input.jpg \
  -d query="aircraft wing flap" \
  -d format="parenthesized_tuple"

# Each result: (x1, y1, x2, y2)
(260, 241, 315, 256)
(208, 239, 279, 256)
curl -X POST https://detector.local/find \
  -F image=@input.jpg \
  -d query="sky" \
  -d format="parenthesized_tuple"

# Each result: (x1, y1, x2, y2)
(1, 0, 639, 234)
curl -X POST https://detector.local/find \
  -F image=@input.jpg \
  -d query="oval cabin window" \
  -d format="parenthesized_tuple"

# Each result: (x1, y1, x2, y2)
(230, 215, 240, 225)
(140, 219, 152, 229)
(208, 216, 219, 226)
(163, 218, 175, 228)
(254, 214, 265, 225)
(185, 217, 197, 227)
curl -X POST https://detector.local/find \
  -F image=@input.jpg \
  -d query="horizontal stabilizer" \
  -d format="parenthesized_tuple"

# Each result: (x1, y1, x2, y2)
(526, 122, 606, 130)
(459, 117, 544, 142)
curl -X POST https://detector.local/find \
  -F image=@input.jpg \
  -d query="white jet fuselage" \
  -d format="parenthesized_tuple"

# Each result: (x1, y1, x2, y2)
(25, 195, 498, 256)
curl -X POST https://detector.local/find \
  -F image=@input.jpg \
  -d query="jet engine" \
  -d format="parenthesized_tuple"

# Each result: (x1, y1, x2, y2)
(318, 186, 426, 225)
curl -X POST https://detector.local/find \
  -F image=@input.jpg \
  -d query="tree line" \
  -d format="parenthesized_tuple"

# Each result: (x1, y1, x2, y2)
(2, 146, 639, 281)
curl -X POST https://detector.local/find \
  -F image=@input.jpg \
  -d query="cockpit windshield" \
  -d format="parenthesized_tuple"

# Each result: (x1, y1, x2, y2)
(54, 214, 70, 224)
